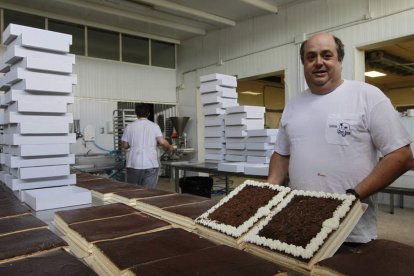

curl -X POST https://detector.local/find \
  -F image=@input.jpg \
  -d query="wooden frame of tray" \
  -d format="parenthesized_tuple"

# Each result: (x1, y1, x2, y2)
(242, 200, 365, 274)
(196, 225, 245, 249)
(161, 212, 197, 232)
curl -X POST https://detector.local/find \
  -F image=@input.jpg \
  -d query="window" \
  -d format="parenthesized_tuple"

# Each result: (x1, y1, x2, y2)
(122, 34, 149, 65)
(48, 19, 85, 55)
(151, 40, 175, 69)
(4, 9, 44, 30)
(88, 27, 119, 60)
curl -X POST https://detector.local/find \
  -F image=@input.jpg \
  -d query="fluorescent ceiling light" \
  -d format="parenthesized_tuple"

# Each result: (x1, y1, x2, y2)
(240, 91, 262, 96)
(365, 71, 387, 77)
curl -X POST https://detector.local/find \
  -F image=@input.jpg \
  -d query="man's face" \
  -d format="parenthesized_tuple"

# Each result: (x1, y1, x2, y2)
(303, 33, 343, 95)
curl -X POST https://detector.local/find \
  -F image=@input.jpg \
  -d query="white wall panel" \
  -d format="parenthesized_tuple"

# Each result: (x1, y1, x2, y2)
(74, 56, 176, 104)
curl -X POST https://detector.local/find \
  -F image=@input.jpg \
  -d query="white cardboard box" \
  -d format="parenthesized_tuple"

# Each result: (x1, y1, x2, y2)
(200, 82, 236, 93)
(246, 136, 277, 143)
(225, 117, 264, 126)
(226, 112, 264, 119)
(3, 44, 75, 67)
(244, 164, 269, 176)
(1, 112, 73, 124)
(226, 105, 265, 114)
(4, 144, 70, 157)
(205, 153, 225, 160)
(226, 124, 264, 131)
(10, 164, 70, 179)
(2, 90, 74, 105)
(3, 24, 71, 52)
(218, 162, 246, 172)
(247, 129, 279, 136)
(203, 105, 226, 115)
(5, 154, 75, 168)
(246, 149, 274, 157)
(200, 77, 237, 88)
(205, 137, 225, 143)
(226, 142, 246, 150)
(22, 186, 91, 211)
(247, 156, 271, 164)
(200, 73, 236, 83)
(224, 129, 247, 138)
(225, 154, 246, 162)
(246, 142, 275, 150)
(205, 142, 225, 149)
(4, 133, 76, 145)
(8, 99, 68, 113)
(200, 89, 237, 99)
(225, 149, 246, 155)
(5, 174, 76, 191)
(15, 56, 73, 74)
(6, 122, 69, 134)
(205, 148, 226, 154)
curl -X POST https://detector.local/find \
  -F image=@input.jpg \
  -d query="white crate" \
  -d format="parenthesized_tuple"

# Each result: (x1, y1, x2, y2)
(22, 186, 91, 211)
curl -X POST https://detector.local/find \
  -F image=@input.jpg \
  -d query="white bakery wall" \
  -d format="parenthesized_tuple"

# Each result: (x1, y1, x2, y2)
(177, 0, 414, 207)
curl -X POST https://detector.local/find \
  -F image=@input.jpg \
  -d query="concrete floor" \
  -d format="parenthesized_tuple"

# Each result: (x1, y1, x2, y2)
(157, 176, 414, 248)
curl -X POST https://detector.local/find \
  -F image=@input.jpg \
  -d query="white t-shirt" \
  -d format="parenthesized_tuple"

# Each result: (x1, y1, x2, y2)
(121, 118, 163, 169)
(275, 80, 413, 243)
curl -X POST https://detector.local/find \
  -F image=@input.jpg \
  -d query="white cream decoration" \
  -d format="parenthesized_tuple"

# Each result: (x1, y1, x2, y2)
(195, 180, 291, 238)
(243, 189, 356, 259)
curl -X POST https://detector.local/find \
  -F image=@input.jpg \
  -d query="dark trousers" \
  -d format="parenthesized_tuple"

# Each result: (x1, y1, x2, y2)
(126, 167, 159, 188)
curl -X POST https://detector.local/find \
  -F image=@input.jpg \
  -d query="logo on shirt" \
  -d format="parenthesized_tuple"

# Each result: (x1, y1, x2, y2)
(337, 122, 351, 137)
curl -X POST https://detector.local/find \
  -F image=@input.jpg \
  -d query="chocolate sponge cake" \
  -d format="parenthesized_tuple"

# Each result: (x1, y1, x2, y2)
(0, 249, 97, 275)
(312, 239, 414, 276)
(130, 244, 287, 276)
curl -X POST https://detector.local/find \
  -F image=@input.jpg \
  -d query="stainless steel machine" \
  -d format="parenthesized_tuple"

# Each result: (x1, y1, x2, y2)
(161, 116, 194, 161)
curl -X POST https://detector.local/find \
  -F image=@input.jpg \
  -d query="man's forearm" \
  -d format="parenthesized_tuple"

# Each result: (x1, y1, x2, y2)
(355, 145, 414, 199)
(267, 152, 290, 185)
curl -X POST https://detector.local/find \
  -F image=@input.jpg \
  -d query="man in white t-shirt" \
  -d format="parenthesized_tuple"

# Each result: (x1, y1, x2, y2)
(121, 103, 174, 188)
(268, 32, 414, 243)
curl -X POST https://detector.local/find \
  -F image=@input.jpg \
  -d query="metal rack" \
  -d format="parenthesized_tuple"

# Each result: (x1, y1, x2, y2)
(113, 109, 136, 151)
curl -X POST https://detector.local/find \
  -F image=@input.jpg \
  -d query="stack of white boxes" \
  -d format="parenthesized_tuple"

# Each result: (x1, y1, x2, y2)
(218, 105, 265, 172)
(200, 73, 238, 163)
(0, 24, 91, 211)
(244, 129, 278, 176)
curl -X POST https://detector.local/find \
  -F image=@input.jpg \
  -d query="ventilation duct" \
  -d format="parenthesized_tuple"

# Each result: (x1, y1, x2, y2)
(366, 50, 414, 76)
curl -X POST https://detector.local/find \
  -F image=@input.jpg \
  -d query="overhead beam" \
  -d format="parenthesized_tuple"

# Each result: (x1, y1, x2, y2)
(240, 0, 278, 13)
(135, 0, 235, 26)
(55, 0, 206, 35)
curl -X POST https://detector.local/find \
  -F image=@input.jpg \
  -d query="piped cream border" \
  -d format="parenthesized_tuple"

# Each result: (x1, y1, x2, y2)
(243, 190, 355, 259)
(195, 180, 291, 238)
